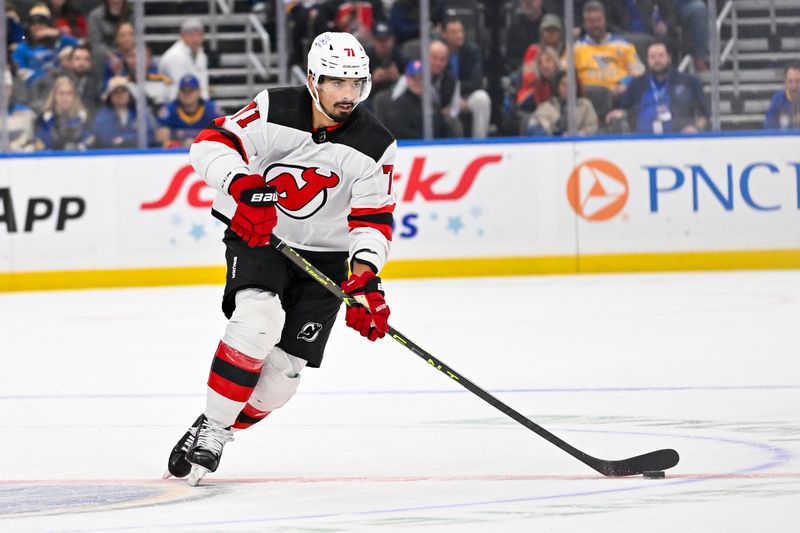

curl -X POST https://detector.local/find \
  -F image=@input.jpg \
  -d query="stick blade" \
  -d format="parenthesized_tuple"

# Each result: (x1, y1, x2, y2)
(594, 448, 680, 477)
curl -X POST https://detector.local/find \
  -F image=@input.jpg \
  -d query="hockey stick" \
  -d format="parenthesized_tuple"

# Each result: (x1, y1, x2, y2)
(273, 239, 679, 477)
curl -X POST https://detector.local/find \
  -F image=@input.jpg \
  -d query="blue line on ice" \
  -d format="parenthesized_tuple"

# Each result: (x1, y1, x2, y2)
(2, 384, 798, 401)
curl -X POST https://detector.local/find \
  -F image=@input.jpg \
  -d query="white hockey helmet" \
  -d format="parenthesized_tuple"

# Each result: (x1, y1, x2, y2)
(307, 32, 372, 115)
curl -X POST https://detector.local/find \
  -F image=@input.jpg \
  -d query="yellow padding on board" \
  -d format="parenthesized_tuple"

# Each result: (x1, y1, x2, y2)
(576, 249, 800, 273)
(1, 249, 798, 292)
(0, 266, 227, 292)
(382, 249, 800, 277)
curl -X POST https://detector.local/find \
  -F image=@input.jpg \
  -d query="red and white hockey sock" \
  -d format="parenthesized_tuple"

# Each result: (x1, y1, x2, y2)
(232, 403, 271, 431)
(205, 341, 264, 427)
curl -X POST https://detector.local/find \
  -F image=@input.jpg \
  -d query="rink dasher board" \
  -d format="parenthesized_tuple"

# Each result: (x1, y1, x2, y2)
(0, 132, 798, 291)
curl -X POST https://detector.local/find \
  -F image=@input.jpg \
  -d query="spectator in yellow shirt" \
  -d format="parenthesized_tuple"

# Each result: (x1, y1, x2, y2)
(574, 0, 644, 122)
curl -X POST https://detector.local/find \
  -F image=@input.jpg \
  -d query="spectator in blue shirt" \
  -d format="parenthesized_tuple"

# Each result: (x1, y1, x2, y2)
(93, 75, 155, 148)
(607, 41, 709, 134)
(764, 64, 800, 130)
(12, 4, 79, 86)
(155, 74, 223, 147)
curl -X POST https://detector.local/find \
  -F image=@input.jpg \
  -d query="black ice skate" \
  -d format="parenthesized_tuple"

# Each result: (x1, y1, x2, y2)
(185, 417, 234, 486)
(163, 414, 206, 479)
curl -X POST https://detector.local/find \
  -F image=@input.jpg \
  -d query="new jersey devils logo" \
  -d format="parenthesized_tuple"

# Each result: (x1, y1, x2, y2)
(263, 163, 340, 219)
(297, 322, 323, 342)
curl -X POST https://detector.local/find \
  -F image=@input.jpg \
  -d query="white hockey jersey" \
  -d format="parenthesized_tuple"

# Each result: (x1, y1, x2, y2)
(189, 86, 397, 272)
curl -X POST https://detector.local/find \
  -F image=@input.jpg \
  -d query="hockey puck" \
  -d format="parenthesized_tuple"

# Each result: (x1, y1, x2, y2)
(643, 470, 666, 479)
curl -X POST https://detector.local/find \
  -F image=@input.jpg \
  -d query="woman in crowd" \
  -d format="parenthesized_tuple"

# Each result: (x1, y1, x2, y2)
(93, 75, 155, 148)
(35, 75, 94, 150)
(527, 70, 598, 137)
(87, 0, 133, 72)
(516, 45, 561, 113)
(104, 22, 168, 108)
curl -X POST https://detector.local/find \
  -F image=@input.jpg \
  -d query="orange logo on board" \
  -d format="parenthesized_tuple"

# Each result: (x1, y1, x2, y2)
(567, 159, 629, 221)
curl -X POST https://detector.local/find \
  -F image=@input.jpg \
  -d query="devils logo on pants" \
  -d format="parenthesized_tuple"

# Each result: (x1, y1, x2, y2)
(263, 163, 340, 219)
(297, 322, 323, 342)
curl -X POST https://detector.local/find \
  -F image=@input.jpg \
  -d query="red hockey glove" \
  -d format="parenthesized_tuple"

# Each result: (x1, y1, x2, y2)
(228, 174, 278, 248)
(341, 271, 390, 341)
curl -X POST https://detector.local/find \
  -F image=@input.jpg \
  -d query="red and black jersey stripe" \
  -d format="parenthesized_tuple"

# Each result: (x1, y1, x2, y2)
(348, 205, 395, 241)
(207, 341, 263, 403)
(194, 117, 250, 164)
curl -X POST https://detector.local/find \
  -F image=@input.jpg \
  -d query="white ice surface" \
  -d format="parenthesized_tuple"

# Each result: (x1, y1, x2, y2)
(1, 271, 799, 532)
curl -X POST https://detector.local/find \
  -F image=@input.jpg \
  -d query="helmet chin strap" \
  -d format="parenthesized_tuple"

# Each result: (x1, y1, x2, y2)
(307, 81, 336, 122)
(307, 77, 361, 123)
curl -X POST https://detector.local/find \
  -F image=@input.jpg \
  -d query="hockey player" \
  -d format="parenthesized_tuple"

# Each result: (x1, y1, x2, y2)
(164, 31, 396, 486)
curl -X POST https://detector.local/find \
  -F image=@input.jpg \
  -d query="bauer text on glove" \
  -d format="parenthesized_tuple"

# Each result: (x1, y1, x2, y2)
(228, 174, 278, 248)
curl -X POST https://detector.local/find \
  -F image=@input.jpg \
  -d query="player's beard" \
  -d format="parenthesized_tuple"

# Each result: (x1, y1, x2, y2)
(324, 100, 355, 122)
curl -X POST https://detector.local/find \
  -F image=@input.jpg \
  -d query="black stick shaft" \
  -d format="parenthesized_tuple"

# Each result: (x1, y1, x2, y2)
(273, 239, 678, 476)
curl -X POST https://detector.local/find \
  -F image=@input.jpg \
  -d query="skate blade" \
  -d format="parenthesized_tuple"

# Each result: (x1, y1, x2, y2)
(187, 465, 210, 487)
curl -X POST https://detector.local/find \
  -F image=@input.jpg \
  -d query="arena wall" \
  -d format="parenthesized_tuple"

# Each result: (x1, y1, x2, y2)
(1, 132, 798, 291)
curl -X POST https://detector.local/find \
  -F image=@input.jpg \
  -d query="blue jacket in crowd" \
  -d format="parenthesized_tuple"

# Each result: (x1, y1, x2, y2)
(157, 99, 224, 143)
(764, 90, 800, 130)
(93, 106, 155, 149)
(35, 110, 94, 150)
(617, 69, 709, 133)
(13, 34, 79, 85)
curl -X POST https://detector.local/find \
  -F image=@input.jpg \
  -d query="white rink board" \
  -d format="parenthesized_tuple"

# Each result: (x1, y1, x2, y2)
(568, 136, 800, 253)
(1, 133, 799, 274)
(0, 153, 224, 272)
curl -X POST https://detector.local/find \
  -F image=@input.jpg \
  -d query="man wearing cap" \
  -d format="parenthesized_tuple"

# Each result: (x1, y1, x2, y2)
(156, 74, 224, 147)
(505, 0, 559, 73)
(366, 22, 403, 95)
(386, 39, 460, 137)
(383, 60, 446, 139)
(158, 17, 210, 101)
(12, 3, 79, 86)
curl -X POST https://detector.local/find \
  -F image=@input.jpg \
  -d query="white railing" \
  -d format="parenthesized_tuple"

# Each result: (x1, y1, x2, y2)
(207, 0, 273, 96)
(679, 0, 738, 93)
(245, 14, 273, 93)
(208, 0, 234, 51)
(769, 0, 778, 35)
(718, 0, 740, 99)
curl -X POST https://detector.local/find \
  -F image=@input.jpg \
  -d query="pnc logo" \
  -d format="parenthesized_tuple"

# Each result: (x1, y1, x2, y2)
(567, 159, 629, 221)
